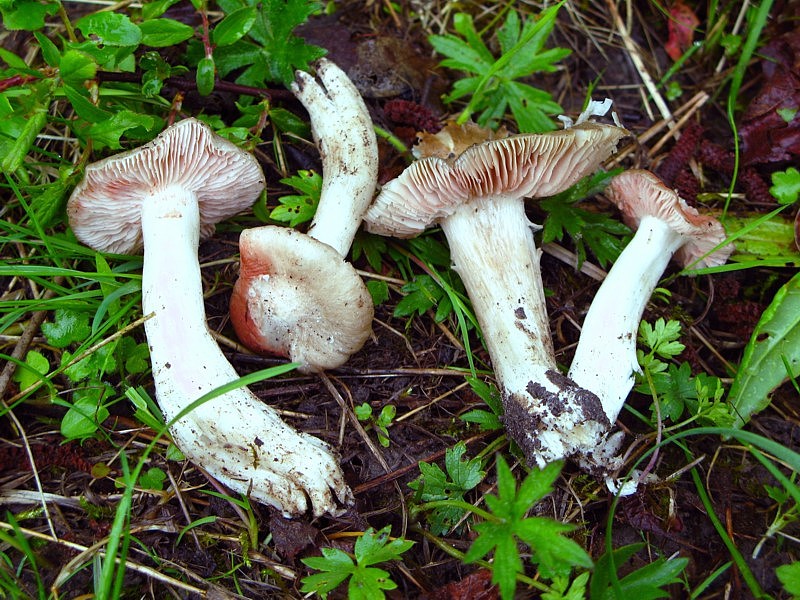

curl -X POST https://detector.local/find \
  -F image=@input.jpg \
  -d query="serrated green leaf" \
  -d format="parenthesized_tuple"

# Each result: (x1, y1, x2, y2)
(212, 6, 257, 47)
(138, 18, 195, 47)
(89, 110, 157, 149)
(42, 308, 91, 348)
(76, 12, 142, 47)
(62, 344, 117, 383)
(0, 0, 58, 30)
(730, 271, 800, 428)
(777, 562, 800, 596)
(770, 167, 800, 205)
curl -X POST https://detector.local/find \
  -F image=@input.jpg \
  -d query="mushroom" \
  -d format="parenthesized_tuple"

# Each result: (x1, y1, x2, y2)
(67, 118, 352, 517)
(568, 169, 732, 429)
(230, 226, 373, 371)
(229, 58, 377, 371)
(291, 57, 379, 256)
(363, 109, 629, 468)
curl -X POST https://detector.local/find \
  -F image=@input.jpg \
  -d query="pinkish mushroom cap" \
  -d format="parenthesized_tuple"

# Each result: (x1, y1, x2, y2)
(230, 226, 373, 372)
(365, 120, 629, 237)
(604, 169, 733, 268)
(67, 118, 265, 254)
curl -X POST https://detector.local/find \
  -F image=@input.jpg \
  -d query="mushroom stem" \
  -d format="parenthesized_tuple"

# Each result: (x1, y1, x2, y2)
(140, 187, 352, 517)
(291, 59, 379, 257)
(568, 216, 679, 423)
(440, 196, 612, 467)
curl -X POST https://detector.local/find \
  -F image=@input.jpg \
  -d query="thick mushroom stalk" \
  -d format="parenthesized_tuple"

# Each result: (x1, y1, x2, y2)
(291, 57, 379, 256)
(67, 119, 352, 517)
(568, 170, 732, 428)
(142, 191, 352, 516)
(441, 197, 612, 466)
(364, 113, 629, 469)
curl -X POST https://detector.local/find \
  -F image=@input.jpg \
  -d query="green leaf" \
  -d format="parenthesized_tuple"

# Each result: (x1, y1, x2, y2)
(76, 12, 143, 47)
(301, 527, 412, 598)
(409, 442, 485, 534)
(33, 31, 61, 67)
(12, 350, 49, 391)
(60, 387, 111, 440)
(770, 167, 800, 205)
(59, 50, 97, 86)
(89, 110, 157, 149)
(212, 6, 257, 47)
(0, 0, 58, 30)
(141, 0, 182, 19)
(591, 543, 688, 600)
(62, 344, 117, 383)
(365, 280, 389, 306)
(464, 458, 589, 600)
(1, 109, 47, 173)
(270, 169, 322, 226)
(138, 467, 166, 490)
(777, 562, 800, 596)
(42, 308, 91, 348)
(394, 274, 446, 318)
(138, 18, 195, 47)
(729, 271, 800, 428)
(195, 56, 215, 96)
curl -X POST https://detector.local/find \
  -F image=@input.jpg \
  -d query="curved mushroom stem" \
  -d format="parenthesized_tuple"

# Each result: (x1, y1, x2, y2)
(291, 58, 379, 257)
(140, 187, 353, 517)
(440, 196, 616, 468)
(568, 215, 681, 423)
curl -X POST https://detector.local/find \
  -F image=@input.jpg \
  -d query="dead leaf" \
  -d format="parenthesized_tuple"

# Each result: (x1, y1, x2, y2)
(665, 1, 700, 61)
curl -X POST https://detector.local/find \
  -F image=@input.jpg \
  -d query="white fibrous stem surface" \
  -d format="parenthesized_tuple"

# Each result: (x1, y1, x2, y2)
(292, 59, 378, 257)
(569, 214, 681, 424)
(440, 196, 613, 467)
(140, 186, 352, 517)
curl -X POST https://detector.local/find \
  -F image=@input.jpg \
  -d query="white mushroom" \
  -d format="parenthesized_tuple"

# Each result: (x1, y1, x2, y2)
(364, 115, 629, 469)
(67, 118, 353, 517)
(291, 57, 379, 257)
(230, 58, 377, 372)
(568, 169, 733, 431)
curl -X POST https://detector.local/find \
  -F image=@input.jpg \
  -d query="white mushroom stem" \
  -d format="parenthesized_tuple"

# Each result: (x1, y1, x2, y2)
(140, 186, 352, 517)
(440, 196, 614, 467)
(568, 215, 683, 424)
(291, 59, 379, 257)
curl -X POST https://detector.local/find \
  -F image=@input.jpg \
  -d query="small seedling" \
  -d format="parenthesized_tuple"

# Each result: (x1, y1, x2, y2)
(409, 441, 485, 534)
(300, 526, 413, 599)
(355, 403, 396, 447)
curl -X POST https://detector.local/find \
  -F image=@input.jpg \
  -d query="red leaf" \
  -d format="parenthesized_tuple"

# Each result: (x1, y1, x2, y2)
(665, 1, 700, 61)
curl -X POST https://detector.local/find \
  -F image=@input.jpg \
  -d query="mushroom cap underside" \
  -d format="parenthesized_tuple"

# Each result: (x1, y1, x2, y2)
(67, 118, 265, 254)
(605, 169, 733, 268)
(230, 226, 373, 372)
(364, 121, 629, 238)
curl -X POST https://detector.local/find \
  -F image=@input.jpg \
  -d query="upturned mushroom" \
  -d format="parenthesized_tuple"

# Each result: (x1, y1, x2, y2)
(568, 169, 732, 428)
(67, 118, 352, 517)
(230, 59, 376, 371)
(363, 106, 629, 469)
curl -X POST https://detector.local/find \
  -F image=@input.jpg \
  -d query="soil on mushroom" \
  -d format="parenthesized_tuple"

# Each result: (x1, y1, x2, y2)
(2, 1, 800, 599)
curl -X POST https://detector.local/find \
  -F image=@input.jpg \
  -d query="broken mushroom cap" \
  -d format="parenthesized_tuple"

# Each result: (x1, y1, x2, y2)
(230, 226, 373, 372)
(67, 118, 264, 255)
(365, 120, 629, 237)
(605, 169, 733, 268)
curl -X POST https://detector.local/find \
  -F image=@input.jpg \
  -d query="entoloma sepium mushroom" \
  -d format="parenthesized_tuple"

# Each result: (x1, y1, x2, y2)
(568, 169, 732, 433)
(67, 118, 352, 517)
(230, 59, 376, 372)
(364, 107, 629, 469)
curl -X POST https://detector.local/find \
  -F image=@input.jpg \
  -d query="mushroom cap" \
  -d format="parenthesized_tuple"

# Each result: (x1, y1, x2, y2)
(364, 120, 629, 238)
(230, 226, 374, 372)
(67, 118, 265, 254)
(605, 169, 733, 268)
